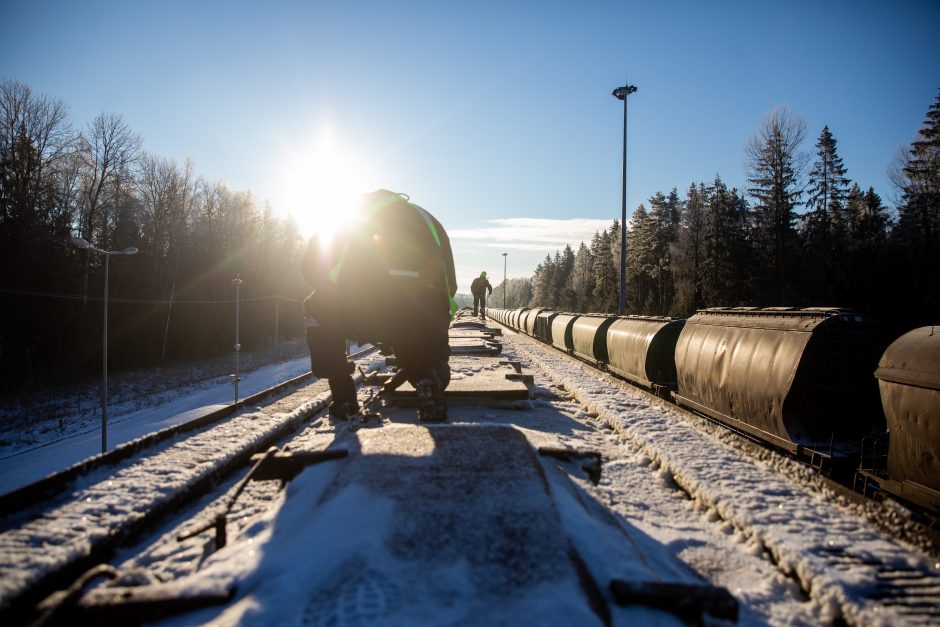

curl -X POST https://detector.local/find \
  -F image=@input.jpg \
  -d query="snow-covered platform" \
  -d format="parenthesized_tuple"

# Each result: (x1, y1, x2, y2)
(390, 356, 532, 401)
(70, 423, 730, 625)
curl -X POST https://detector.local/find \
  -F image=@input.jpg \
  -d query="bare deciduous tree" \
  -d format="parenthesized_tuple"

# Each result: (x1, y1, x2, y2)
(76, 112, 142, 303)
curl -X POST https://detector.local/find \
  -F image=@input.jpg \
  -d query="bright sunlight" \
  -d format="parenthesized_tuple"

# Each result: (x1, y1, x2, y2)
(274, 127, 376, 239)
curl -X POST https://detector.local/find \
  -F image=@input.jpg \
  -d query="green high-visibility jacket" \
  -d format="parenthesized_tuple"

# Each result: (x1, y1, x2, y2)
(302, 190, 458, 320)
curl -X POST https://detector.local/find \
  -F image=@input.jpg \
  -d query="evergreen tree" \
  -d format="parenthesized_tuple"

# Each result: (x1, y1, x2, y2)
(626, 204, 655, 313)
(701, 176, 749, 307)
(745, 107, 807, 304)
(529, 254, 555, 307)
(557, 244, 577, 311)
(803, 125, 850, 303)
(608, 220, 623, 312)
(571, 242, 594, 312)
(647, 189, 681, 314)
(892, 88, 940, 319)
(844, 185, 889, 314)
(591, 228, 617, 312)
(672, 183, 708, 315)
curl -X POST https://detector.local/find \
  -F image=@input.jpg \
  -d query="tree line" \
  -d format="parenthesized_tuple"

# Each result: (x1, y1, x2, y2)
(493, 91, 940, 334)
(0, 79, 310, 390)
(3, 79, 937, 389)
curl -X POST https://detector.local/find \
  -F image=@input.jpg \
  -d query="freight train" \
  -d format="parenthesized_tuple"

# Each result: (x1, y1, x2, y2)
(487, 306, 940, 518)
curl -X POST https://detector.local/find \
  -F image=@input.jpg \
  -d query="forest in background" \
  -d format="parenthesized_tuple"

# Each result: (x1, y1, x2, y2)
(0, 79, 310, 391)
(492, 91, 940, 337)
(2, 79, 938, 391)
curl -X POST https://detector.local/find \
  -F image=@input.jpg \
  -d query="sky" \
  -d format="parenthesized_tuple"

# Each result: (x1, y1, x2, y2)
(2, 0, 939, 292)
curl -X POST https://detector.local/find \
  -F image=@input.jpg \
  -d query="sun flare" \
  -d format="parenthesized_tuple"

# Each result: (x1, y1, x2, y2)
(275, 129, 375, 239)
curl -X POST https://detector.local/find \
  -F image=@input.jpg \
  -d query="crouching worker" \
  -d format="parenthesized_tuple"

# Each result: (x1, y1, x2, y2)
(301, 189, 458, 422)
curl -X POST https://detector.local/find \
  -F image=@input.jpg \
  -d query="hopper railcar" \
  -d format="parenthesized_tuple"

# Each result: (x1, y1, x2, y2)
(486, 306, 938, 518)
(857, 326, 940, 516)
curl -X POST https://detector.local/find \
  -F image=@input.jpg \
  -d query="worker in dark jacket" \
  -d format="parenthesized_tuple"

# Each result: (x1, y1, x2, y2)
(470, 271, 493, 319)
(302, 189, 458, 422)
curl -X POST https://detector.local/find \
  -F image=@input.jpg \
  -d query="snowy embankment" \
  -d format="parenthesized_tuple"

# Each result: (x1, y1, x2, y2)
(0, 355, 313, 495)
(0, 377, 336, 609)
(502, 329, 939, 627)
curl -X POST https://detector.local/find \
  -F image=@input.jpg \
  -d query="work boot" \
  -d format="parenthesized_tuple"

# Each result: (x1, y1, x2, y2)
(415, 378, 447, 423)
(328, 376, 358, 420)
(328, 400, 360, 420)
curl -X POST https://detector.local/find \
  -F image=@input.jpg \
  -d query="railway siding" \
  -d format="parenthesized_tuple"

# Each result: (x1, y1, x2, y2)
(0, 377, 335, 613)
(504, 328, 940, 626)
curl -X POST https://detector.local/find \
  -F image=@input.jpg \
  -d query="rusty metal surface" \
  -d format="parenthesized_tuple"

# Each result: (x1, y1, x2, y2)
(606, 317, 684, 388)
(875, 327, 940, 492)
(534, 311, 559, 343)
(551, 314, 580, 352)
(674, 308, 881, 447)
(571, 315, 618, 364)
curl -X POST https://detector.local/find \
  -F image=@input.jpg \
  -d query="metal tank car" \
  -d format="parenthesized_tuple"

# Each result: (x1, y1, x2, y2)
(488, 306, 939, 518)
(672, 307, 885, 463)
(858, 326, 940, 515)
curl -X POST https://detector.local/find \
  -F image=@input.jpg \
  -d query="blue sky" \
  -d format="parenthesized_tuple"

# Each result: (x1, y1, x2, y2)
(2, 0, 938, 292)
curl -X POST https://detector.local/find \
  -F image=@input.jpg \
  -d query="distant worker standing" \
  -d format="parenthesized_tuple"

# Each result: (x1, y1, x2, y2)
(470, 271, 493, 319)
(301, 190, 458, 422)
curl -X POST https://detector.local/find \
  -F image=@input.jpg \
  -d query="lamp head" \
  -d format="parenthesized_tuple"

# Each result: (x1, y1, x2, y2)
(612, 85, 638, 100)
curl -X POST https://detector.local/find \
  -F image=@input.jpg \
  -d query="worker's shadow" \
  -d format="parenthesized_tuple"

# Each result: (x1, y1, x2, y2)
(193, 422, 738, 626)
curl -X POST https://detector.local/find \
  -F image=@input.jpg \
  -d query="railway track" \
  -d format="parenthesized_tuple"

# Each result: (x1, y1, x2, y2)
(2, 314, 939, 625)
(0, 349, 382, 621)
(499, 325, 940, 625)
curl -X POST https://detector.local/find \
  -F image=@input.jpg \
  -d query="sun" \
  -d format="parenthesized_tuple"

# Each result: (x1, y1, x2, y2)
(274, 129, 375, 239)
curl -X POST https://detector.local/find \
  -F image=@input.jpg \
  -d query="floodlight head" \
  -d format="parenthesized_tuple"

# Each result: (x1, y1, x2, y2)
(72, 236, 91, 249)
(612, 85, 638, 100)
(122, 247, 139, 255)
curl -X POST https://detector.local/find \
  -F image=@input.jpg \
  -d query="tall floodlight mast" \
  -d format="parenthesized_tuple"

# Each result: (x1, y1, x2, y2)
(612, 82, 637, 315)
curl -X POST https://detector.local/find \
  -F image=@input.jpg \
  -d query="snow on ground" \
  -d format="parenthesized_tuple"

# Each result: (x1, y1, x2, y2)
(0, 353, 312, 495)
(0, 377, 332, 609)
(500, 328, 940, 626)
(3, 320, 938, 625)
(91, 339, 817, 624)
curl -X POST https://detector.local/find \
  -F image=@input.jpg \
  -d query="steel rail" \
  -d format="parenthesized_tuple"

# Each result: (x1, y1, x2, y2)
(0, 346, 376, 516)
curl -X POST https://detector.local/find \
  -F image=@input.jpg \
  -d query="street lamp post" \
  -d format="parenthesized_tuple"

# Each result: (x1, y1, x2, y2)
(613, 82, 637, 316)
(72, 236, 138, 453)
(502, 252, 508, 308)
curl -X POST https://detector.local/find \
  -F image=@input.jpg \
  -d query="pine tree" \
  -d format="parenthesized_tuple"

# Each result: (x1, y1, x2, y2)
(608, 220, 623, 312)
(626, 204, 655, 313)
(701, 176, 749, 307)
(844, 185, 889, 314)
(647, 190, 681, 314)
(745, 107, 807, 304)
(672, 183, 708, 315)
(530, 254, 561, 308)
(803, 126, 850, 303)
(571, 242, 594, 312)
(893, 88, 940, 318)
(557, 244, 577, 311)
(591, 228, 617, 313)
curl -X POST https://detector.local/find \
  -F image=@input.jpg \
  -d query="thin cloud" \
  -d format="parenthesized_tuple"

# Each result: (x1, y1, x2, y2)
(449, 217, 612, 251)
